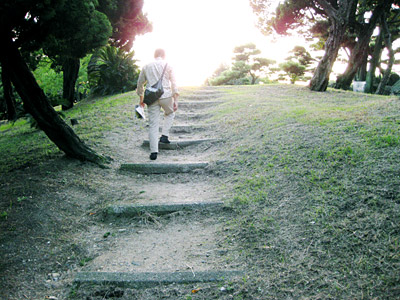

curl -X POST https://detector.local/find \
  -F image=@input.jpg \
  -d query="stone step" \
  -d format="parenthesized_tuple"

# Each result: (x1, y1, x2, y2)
(178, 101, 221, 109)
(120, 162, 208, 174)
(74, 270, 243, 288)
(182, 93, 222, 100)
(105, 201, 225, 217)
(175, 113, 211, 121)
(142, 139, 219, 150)
(163, 125, 210, 134)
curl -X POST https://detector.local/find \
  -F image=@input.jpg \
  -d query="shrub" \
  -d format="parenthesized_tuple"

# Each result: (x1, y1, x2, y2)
(88, 46, 140, 96)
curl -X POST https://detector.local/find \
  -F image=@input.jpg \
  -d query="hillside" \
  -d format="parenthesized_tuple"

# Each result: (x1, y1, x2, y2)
(0, 84, 399, 299)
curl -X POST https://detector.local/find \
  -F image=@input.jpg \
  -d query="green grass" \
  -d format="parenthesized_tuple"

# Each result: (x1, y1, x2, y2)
(0, 92, 140, 173)
(212, 85, 400, 299)
(1, 84, 399, 299)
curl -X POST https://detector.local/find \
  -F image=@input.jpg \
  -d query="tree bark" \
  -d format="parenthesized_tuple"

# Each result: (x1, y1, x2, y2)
(0, 36, 106, 164)
(334, 1, 386, 90)
(62, 57, 80, 110)
(355, 51, 368, 81)
(1, 63, 17, 120)
(309, 0, 358, 92)
(335, 1, 391, 90)
(376, 14, 395, 95)
(365, 29, 384, 93)
(310, 19, 347, 91)
(334, 35, 370, 90)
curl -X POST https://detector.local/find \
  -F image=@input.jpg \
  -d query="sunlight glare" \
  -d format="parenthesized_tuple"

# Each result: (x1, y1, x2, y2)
(134, 0, 303, 86)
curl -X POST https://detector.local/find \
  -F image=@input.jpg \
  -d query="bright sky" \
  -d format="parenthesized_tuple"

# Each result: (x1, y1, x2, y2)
(133, 0, 304, 86)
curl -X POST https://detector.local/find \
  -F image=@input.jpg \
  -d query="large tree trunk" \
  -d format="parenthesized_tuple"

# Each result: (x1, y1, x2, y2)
(1, 63, 17, 120)
(365, 29, 384, 93)
(335, 5, 385, 90)
(310, 0, 358, 92)
(62, 57, 80, 110)
(376, 14, 394, 95)
(0, 37, 106, 164)
(335, 1, 390, 90)
(309, 19, 347, 91)
(334, 35, 370, 90)
(355, 51, 368, 81)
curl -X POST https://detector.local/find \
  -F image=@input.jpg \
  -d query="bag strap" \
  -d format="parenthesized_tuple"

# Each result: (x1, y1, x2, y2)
(160, 63, 168, 81)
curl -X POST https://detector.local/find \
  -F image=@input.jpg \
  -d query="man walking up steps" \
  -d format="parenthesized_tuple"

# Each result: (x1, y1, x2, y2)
(137, 49, 179, 160)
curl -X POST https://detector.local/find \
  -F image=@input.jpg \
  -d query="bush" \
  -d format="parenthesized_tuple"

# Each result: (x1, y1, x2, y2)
(33, 57, 63, 105)
(88, 46, 140, 96)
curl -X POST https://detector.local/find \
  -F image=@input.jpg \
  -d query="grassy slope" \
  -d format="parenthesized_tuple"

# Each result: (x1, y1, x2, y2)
(0, 92, 137, 173)
(1, 85, 399, 299)
(212, 84, 400, 299)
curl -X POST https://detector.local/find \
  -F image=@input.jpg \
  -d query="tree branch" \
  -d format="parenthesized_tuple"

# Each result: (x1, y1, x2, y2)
(314, 0, 338, 20)
(310, 1, 326, 17)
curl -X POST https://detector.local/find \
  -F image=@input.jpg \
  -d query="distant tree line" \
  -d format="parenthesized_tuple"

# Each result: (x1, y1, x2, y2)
(207, 43, 313, 86)
(210, 1, 400, 93)
(249, 0, 400, 93)
(0, 0, 151, 163)
(207, 43, 275, 85)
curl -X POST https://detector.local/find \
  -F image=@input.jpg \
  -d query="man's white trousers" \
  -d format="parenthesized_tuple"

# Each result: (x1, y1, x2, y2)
(147, 97, 175, 153)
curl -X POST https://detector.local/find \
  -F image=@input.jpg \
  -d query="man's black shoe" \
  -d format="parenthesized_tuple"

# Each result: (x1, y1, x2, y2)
(159, 135, 170, 144)
(150, 152, 158, 160)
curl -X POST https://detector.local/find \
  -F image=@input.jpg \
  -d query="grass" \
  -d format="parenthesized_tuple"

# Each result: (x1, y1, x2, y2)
(0, 91, 140, 173)
(0, 88, 202, 173)
(1, 84, 399, 299)
(212, 84, 400, 299)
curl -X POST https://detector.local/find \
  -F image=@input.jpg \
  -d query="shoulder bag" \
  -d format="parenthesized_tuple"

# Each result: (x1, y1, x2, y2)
(143, 63, 168, 105)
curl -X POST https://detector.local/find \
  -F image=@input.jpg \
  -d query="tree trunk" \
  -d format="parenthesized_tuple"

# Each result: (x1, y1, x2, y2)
(0, 37, 106, 164)
(365, 29, 384, 93)
(62, 57, 80, 110)
(335, 0, 391, 91)
(334, 36, 370, 90)
(249, 72, 257, 84)
(310, 19, 346, 91)
(355, 51, 368, 81)
(1, 63, 17, 120)
(376, 14, 394, 95)
(334, 3, 384, 90)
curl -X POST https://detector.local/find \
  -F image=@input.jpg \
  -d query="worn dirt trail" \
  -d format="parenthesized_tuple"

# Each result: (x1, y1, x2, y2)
(72, 87, 243, 298)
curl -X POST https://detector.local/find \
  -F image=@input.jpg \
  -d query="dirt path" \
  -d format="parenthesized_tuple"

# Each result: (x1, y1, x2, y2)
(0, 87, 242, 299)
(68, 88, 242, 299)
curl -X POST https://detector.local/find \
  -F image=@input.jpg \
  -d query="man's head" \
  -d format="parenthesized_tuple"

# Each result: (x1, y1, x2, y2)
(154, 48, 166, 59)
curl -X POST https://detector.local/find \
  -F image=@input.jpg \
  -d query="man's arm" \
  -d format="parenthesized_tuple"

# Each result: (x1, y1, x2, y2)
(173, 93, 179, 111)
(168, 65, 179, 111)
(139, 95, 145, 108)
(137, 68, 146, 107)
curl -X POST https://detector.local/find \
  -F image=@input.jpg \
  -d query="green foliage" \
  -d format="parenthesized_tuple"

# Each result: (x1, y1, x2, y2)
(279, 61, 306, 84)
(30, 54, 92, 104)
(98, 0, 152, 50)
(88, 46, 140, 96)
(208, 43, 275, 86)
(79, 257, 93, 267)
(279, 45, 313, 84)
(233, 43, 261, 61)
(76, 55, 92, 100)
(0, 90, 136, 173)
(288, 45, 314, 66)
(0, 211, 8, 220)
(33, 56, 63, 105)
(42, 1, 112, 60)
(209, 70, 251, 86)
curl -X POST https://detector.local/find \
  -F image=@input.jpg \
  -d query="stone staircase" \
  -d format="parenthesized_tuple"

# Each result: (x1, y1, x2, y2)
(73, 88, 242, 297)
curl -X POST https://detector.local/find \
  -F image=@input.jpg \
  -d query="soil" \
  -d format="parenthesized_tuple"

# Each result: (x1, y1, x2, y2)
(0, 87, 237, 299)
